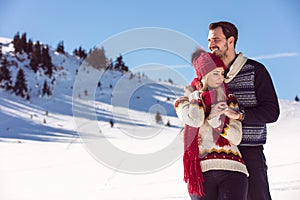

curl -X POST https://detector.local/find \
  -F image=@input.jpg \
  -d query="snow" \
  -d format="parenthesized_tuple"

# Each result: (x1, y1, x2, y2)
(1, 37, 300, 199)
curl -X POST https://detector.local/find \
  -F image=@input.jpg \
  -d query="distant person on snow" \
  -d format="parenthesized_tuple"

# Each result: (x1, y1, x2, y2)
(174, 52, 249, 199)
(109, 119, 114, 128)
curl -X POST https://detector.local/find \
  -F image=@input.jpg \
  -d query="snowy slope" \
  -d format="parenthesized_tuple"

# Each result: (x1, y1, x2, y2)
(1, 37, 300, 199)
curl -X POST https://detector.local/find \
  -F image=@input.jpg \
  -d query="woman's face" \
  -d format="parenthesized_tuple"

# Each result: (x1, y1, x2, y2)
(206, 67, 225, 88)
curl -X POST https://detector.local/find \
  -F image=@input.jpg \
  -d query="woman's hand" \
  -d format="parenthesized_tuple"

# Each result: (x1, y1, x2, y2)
(184, 85, 195, 97)
(224, 108, 240, 120)
(208, 102, 228, 119)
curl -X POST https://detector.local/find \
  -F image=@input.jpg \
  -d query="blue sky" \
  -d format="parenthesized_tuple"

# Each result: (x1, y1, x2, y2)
(1, 0, 300, 100)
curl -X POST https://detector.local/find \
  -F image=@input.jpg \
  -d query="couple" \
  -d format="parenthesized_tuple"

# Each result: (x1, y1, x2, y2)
(174, 21, 280, 200)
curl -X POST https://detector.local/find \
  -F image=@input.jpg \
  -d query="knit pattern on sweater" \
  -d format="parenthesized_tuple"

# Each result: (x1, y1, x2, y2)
(227, 63, 267, 145)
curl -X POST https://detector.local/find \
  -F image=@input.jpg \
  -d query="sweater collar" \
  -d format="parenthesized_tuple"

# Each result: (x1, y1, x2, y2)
(224, 52, 248, 83)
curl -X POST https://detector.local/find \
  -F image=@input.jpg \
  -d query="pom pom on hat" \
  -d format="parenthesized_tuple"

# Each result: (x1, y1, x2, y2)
(192, 52, 225, 80)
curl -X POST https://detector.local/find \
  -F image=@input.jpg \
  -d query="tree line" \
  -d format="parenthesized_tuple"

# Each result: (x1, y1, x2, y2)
(0, 32, 130, 100)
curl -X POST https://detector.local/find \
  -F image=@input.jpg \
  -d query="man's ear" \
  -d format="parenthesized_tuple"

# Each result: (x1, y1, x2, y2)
(228, 36, 235, 45)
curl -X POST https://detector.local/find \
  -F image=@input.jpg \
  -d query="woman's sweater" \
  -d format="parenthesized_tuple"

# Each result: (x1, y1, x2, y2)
(174, 90, 249, 176)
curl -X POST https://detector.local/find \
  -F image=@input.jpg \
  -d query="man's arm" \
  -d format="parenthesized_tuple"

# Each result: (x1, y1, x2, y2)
(242, 61, 280, 125)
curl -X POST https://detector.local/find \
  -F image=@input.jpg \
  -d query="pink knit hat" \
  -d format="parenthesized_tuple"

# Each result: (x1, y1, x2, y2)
(192, 52, 226, 81)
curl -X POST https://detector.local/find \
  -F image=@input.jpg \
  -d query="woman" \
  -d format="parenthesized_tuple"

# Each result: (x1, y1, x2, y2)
(174, 52, 248, 200)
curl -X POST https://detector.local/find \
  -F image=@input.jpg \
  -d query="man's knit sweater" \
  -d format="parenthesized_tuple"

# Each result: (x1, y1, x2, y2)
(224, 53, 280, 145)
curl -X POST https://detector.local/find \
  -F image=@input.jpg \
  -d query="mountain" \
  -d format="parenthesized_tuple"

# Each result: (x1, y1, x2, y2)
(1, 36, 300, 199)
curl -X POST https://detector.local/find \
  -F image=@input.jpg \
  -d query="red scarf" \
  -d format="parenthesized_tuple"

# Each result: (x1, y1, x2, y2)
(183, 87, 230, 197)
(183, 124, 204, 196)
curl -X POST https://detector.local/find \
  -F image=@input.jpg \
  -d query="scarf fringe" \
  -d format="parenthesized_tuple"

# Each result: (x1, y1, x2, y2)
(183, 125, 205, 197)
(183, 153, 205, 196)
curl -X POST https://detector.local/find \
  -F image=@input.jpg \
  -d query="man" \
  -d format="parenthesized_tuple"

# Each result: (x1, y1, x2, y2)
(207, 21, 280, 200)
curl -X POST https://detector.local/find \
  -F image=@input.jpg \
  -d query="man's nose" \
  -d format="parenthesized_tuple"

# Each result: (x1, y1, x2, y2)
(208, 41, 214, 49)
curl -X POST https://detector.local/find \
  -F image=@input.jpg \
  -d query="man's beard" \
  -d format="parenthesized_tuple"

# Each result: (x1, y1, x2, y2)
(214, 44, 229, 60)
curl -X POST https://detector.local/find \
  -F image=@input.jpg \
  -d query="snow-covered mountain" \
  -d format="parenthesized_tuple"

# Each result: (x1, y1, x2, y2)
(1, 37, 300, 200)
(0, 36, 181, 141)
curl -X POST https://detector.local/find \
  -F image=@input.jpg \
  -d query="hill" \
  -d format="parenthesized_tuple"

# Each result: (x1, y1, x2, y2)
(1, 36, 300, 199)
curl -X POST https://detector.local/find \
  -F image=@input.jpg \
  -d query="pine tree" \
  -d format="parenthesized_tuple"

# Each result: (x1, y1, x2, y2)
(79, 46, 87, 59)
(56, 41, 65, 54)
(168, 78, 173, 84)
(114, 55, 128, 72)
(41, 45, 53, 77)
(295, 95, 299, 102)
(107, 58, 114, 70)
(12, 32, 21, 53)
(73, 48, 78, 57)
(42, 80, 48, 96)
(86, 47, 108, 69)
(14, 68, 28, 98)
(30, 41, 41, 72)
(20, 33, 27, 53)
(42, 80, 52, 96)
(155, 111, 162, 123)
(166, 120, 171, 127)
(26, 93, 30, 101)
(0, 45, 2, 59)
(0, 57, 12, 90)
(26, 39, 33, 54)
(73, 46, 87, 59)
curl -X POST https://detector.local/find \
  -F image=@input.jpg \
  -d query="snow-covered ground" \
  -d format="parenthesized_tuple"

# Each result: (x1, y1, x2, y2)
(1, 37, 300, 199)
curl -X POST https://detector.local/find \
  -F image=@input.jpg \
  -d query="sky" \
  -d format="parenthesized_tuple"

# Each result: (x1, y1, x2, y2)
(1, 0, 300, 100)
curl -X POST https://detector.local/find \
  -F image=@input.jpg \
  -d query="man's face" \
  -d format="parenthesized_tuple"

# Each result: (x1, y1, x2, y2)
(207, 27, 229, 60)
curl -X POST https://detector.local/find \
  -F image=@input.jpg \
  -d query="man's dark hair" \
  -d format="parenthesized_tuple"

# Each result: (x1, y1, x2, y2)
(209, 21, 238, 47)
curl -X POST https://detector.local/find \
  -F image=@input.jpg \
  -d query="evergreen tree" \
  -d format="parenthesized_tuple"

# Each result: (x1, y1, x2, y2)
(168, 78, 173, 84)
(26, 39, 33, 54)
(79, 46, 87, 59)
(73, 46, 87, 59)
(86, 47, 108, 69)
(295, 95, 299, 102)
(14, 68, 28, 98)
(155, 111, 162, 123)
(0, 57, 12, 90)
(42, 80, 52, 96)
(73, 48, 78, 57)
(26, 93, 30, 101)
(41, 45, 53, 77)
(12, 32, 21, 53)
(166, 120, 171, 127)
(56, 41, 65, 54)
(20, 33, 27, 53)
(129, 73, 134, 80)
(30, 41, 41, 72)
(0, 45, 2, 59)
(114, 55, 129, 72)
